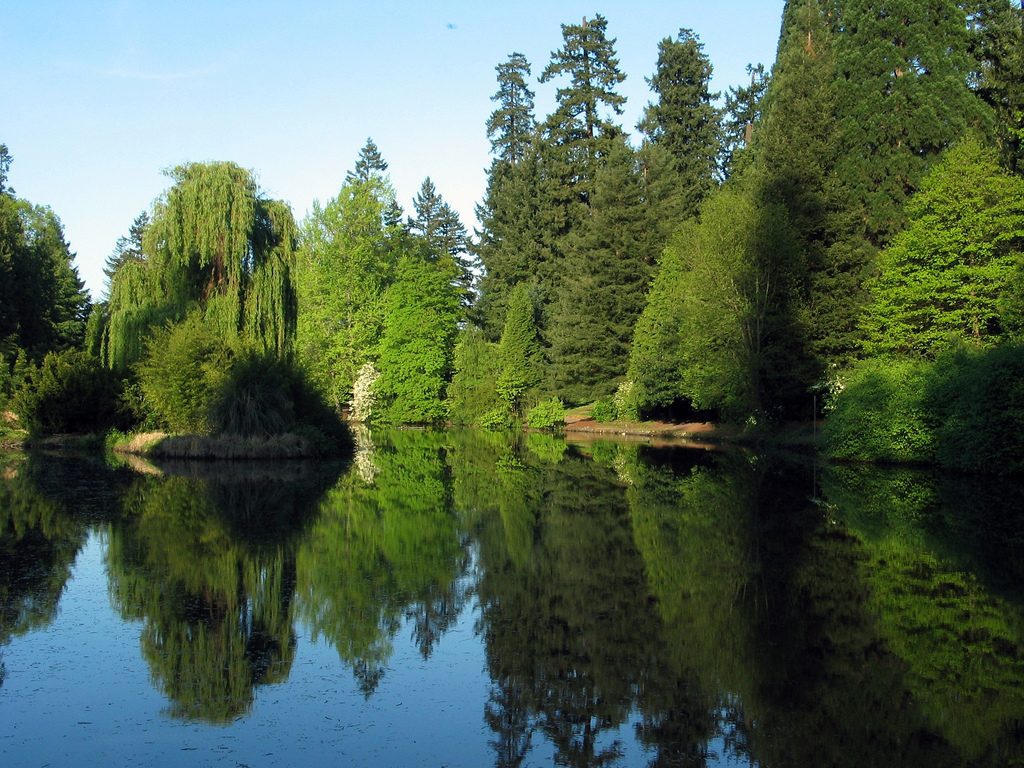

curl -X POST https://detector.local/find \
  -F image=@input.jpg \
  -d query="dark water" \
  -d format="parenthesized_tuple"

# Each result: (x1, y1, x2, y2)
(2, 430, 1024, 767)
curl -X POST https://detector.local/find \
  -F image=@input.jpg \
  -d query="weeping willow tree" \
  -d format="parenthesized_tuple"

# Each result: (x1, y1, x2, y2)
(104, 162, 298, 369)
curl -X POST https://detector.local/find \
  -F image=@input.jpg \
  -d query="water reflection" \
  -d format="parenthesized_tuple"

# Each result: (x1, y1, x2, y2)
(1, 434, 1023, 766)
(105, 460, 341, 722)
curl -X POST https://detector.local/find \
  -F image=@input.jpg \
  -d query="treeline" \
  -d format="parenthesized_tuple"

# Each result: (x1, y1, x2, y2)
(2, 2, 1024, 467)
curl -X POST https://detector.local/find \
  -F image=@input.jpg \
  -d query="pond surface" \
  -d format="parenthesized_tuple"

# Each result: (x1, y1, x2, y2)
(2, 429, 1024, 767)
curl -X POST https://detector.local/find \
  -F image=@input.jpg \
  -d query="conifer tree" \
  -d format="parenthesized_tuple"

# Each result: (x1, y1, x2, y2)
(496, 283, 544, 417)
(104, 211, 149, 295)
(487, 53, 536, 167)
(720, 63, 770, 178)
(409, 177, 474, 304)
(539, 13, 627, 204)
(547, 138, 657, 404)
(345, 138, 389, 185)
(638, 28, 721, 218)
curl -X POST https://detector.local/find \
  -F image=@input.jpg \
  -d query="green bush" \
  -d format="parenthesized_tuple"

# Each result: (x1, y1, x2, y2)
(480, 405, 514, 431)
(823, 358, 936, 464)
(526, 397, 565, 431)
(209, 351, 295, 437)
(136, 314, 232, 433)
(591, 397, 617, 423)
(12, 349, 128, 435)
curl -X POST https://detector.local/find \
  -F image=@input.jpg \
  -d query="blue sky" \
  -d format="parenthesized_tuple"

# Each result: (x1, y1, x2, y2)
(2, 1, 785, 298)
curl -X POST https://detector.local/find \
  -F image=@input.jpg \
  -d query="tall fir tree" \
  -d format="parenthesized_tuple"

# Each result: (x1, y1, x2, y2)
(547, 137, 658, 404)
(638, 28, 721, 219)
(720, 63, 770, 178)
(539, 13, 627, 207)
(496, 282, 545, 417)
(409, 177, 474, 306)
(104, 211, 149, 295)
(345, 137, 389, 185)
(487, 53, 536, 167)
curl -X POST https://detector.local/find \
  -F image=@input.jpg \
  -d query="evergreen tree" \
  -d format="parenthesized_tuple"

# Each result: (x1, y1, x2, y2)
(487, 53, 536, 166)
(966, 0, 1024, 173)
(638, 28, 721, 218)
(720, 63, 770, 178)
(862, 136, 1024, 356)
(0, 152, 89, 362)
(409, 177, 474, 304)
(547, 138, 657, 404)
(345, 137, 389, 185)
(104, 211, 149, 296)
(539, 13, 627, 205)
(496, 282, 545, 417)
(753, 0, 838, 375)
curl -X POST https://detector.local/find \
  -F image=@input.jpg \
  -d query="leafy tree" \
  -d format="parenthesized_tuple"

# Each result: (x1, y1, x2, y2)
(104, 162, 298, 369)
(496, 283, 544, 417)
(447, 327, 502, 426)
(374, 255, 462, 424)
(862, 136, 1024, 357)
(296, 177, 402, 409)
(638, 28, 721, 218)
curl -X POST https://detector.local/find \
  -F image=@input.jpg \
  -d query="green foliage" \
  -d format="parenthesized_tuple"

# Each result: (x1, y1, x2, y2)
(296, 177, 401, 408)
(447, 327, 502, 426)
(824, 357, 937, 464)
(591, 397, 616, 423)
(12, 349, 127, 435)
(487, 53, 536, 166)
(496, 283, 544, 416)
(525, 397, 564, 430)
(863, 136, 1024, 356)
(105, 162, 298, 370)
(720, 63, 770, 178)
(638, 28, 721, 218)
(826, 344, 1024, 474)
(135, 314, 232, 434)
(374, 256, 462, 424)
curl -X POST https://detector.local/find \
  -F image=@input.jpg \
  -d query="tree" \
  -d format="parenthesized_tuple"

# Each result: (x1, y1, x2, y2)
(296, 177, 402, 409)
(0, 156, 89, 363)
(487, 53, 536, 166)
(103, 211, 149, 295)
(496, 283, 545, 417)
(408, 177, 474, 304)
(345, 137, 389, 185)
(862, 136, 1024, 357)
(374, 255, 462, 424)
(720, 63, 770, 178)
(539, 13, 627, 202)
(104, 162, 297, 369)
(638, 28, 721, 218)
(547, 137, 658, 404)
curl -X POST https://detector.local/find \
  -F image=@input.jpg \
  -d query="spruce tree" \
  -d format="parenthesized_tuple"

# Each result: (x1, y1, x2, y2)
(720, 63, 770, 178)
(104, 211, 149, 296)
(638, 28, 721, 218)
(409, 177, 474, 305)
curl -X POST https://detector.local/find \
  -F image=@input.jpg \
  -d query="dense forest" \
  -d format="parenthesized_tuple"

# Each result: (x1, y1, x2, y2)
(2, 1, 1023, 470)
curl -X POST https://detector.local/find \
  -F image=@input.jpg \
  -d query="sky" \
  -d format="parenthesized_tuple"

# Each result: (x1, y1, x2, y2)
(1, 0, 786, 299)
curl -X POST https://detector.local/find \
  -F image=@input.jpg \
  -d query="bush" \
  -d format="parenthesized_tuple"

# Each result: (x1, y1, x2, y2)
(136, 314, 232, 433)
(591, 397, 617, 423)
(526, 397, 565, 431)
(208, 351, 295, 437)
(613, 380, 641, 422)
(12, 349, 128, 435)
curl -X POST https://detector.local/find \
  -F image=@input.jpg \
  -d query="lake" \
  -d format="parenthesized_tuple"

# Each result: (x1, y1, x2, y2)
(2, 429, 1023, 767)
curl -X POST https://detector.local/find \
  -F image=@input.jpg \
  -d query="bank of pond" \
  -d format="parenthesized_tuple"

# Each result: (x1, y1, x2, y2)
(1, 429, 1023, 766)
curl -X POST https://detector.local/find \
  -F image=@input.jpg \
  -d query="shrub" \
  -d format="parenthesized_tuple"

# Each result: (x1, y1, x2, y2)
(613, 380, 641, 422)
(526, 397, 565, 431)
(12, 349, 128, 435)
(823, 358, 936, 464)
(208, 351, 294, 437)
(591, 397, 617, 423)
(480, 406, 514, 431)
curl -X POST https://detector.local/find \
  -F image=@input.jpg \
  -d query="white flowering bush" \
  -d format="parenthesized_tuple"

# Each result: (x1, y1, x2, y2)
(350, 362, 379, 423)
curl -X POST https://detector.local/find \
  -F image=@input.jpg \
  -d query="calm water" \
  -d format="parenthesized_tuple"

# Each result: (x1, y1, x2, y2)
(2, 430, 1023, 767)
